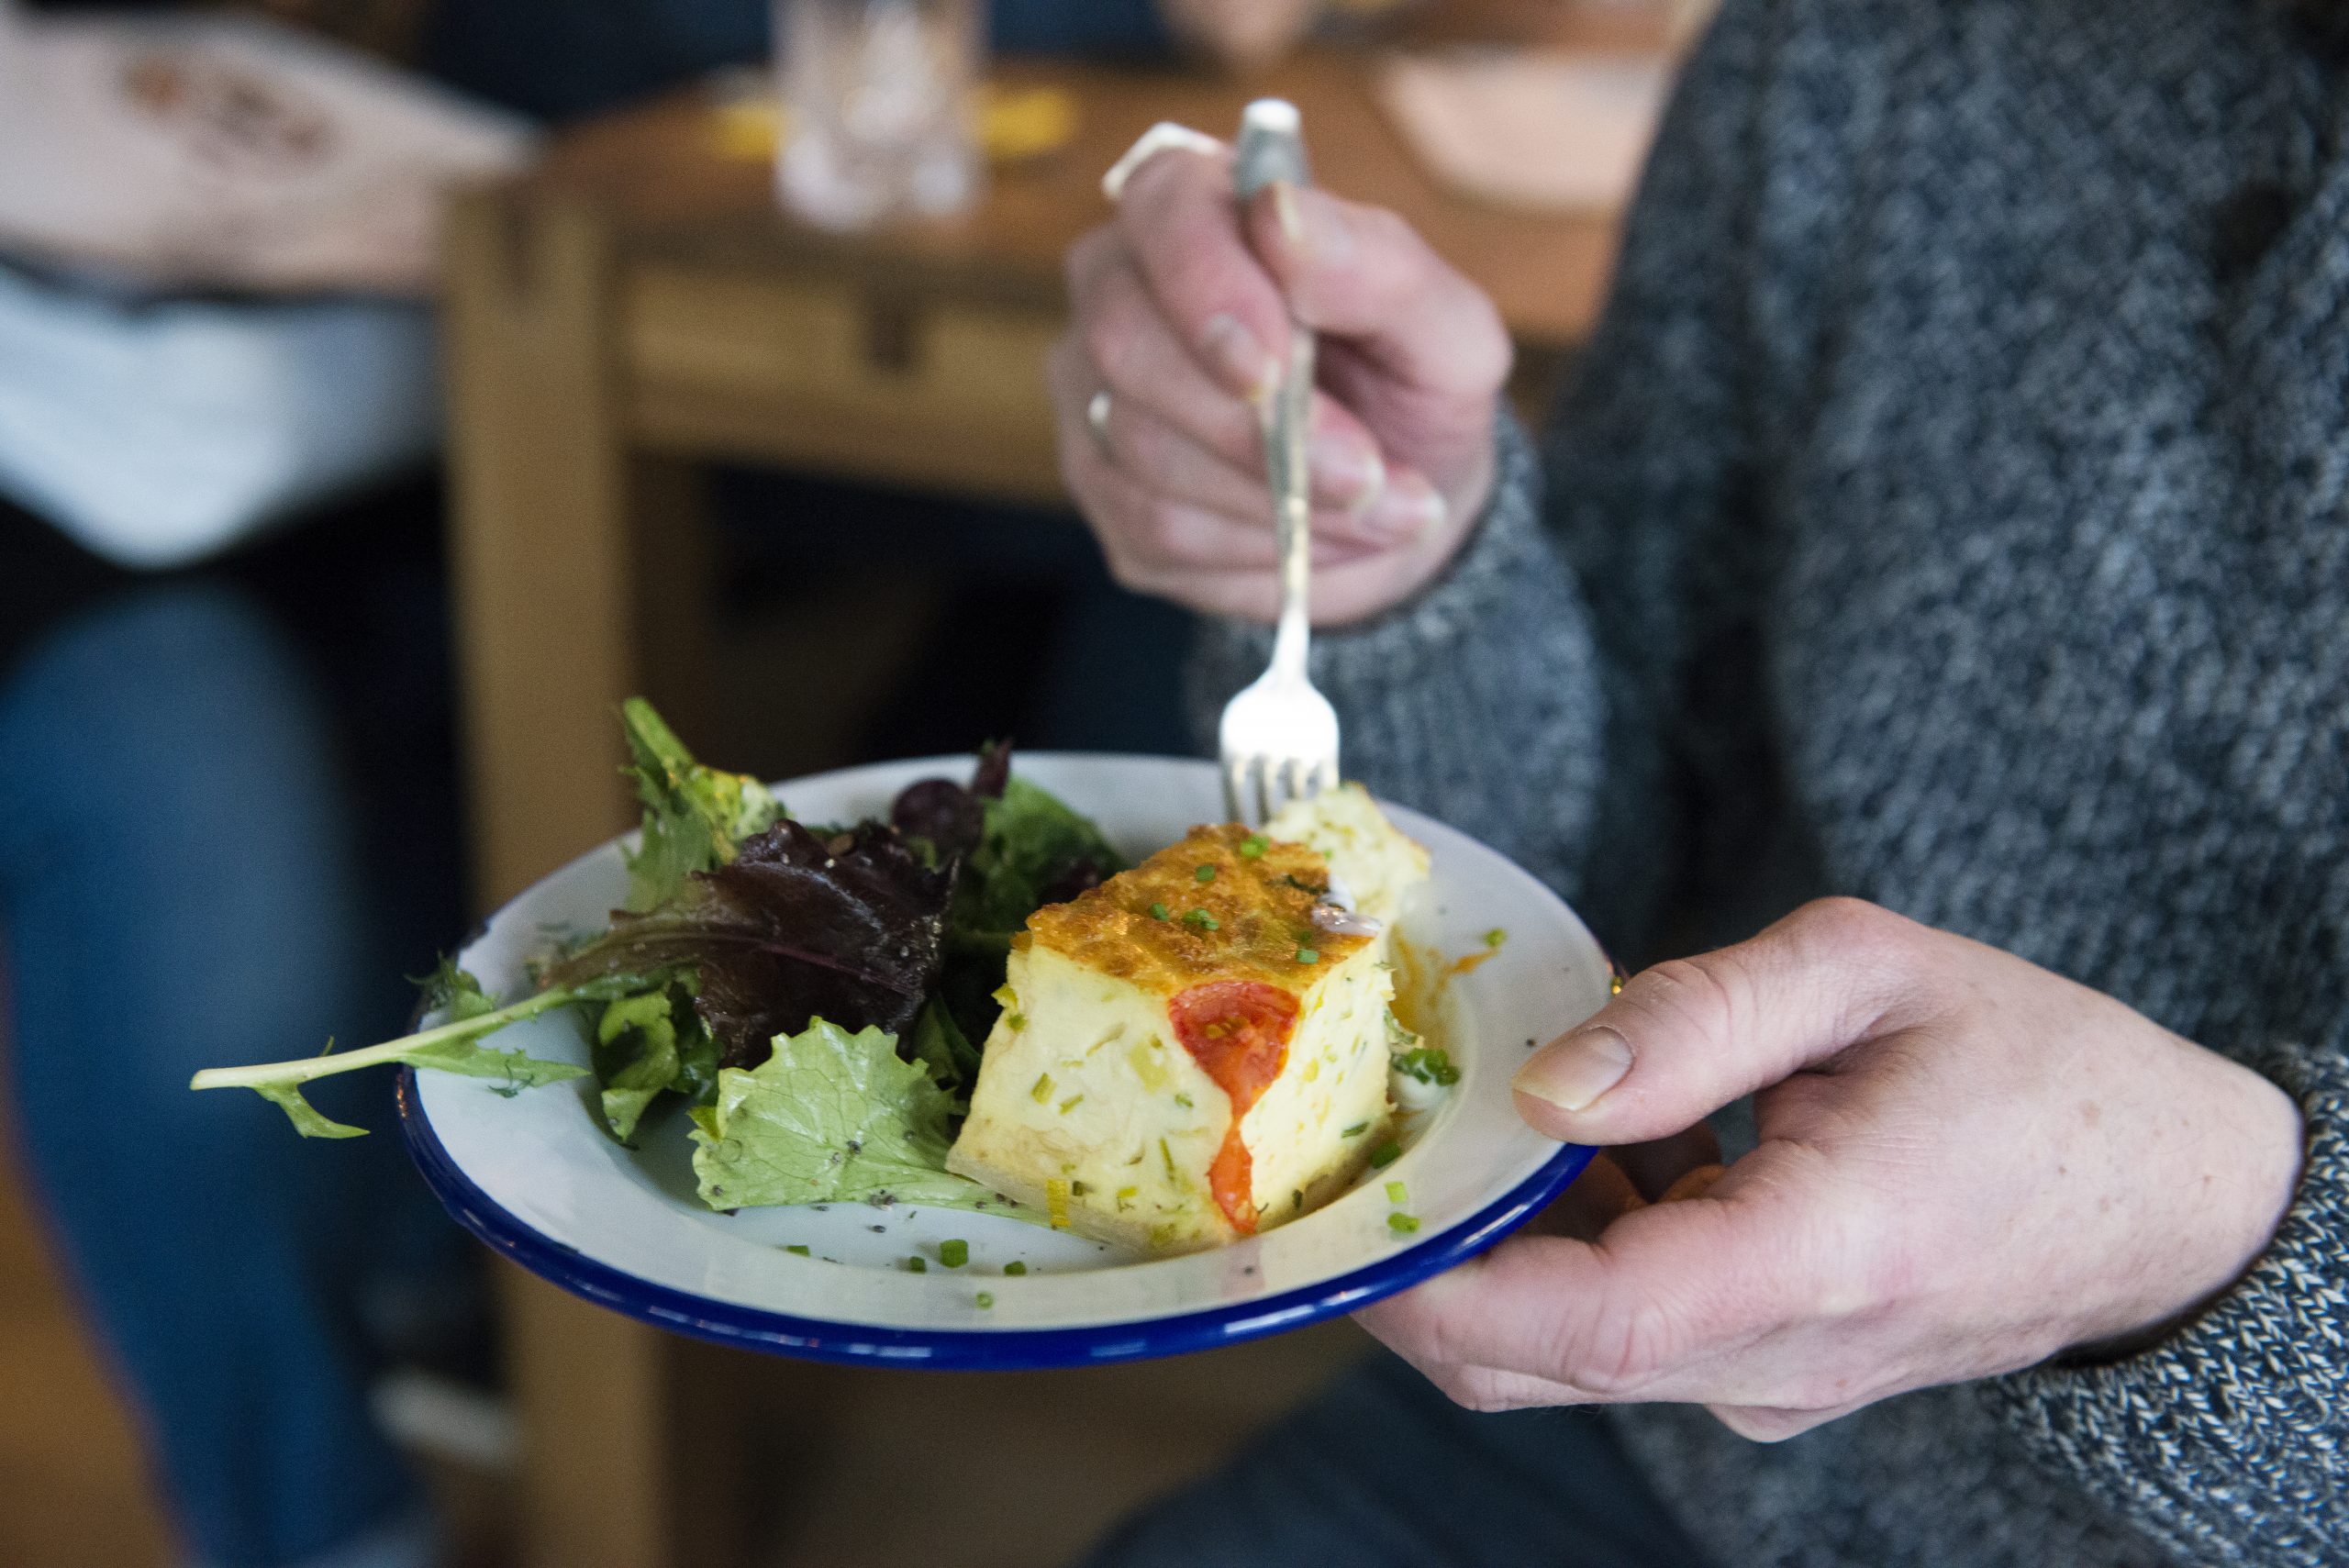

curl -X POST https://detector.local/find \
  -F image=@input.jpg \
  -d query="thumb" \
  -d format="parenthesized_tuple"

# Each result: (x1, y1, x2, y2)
(1241, 182, 1510, 405)
(1511, 898, 1928, 1145)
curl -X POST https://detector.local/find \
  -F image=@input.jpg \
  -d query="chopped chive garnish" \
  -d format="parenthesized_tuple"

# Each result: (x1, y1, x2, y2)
(906, 1256, 928, 1273)
(784, 1243, 810, 1256)
(1071, 1180, 1090, 1196)
(1341, 1121, 1368, 1137)
(1007, 1013, 1028, 1031)
(1150, 901, 1170, 920)
(1174, 1093, 1194, 1108)
(1386, 1181, 1408, 1205)
(1368, 1140, 1403, 1169)
(940, 1240, 969, 1268)
(975, 1291, 995, 1308)
(1387, 1213, 1420, 1235)
(1160, 1137, 1179, 1179)
(1004, 1261, 1028, 1276)
(1059, 1094, 1085, 1113)
(1116, 1185, 1139, 1209)
(1292, 1189, 1305, 1211)
(1030, 1073, 1054, 1103)
(1240, 834, 1269, 858)
(1394, 1047, 1460, 1086)
(1484, 928, 1508, 949)
(1183, 908, 1219, 931)
(1195, 863, 1217, 883)
(1297, 947, 1319, 964)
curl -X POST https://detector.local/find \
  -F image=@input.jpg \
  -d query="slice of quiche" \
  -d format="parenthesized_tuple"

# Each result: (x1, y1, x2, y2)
(945, 787, 1430, 1253)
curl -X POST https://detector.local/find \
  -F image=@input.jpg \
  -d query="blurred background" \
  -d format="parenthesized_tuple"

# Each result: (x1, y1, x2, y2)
(0, 1, 1708, 1564)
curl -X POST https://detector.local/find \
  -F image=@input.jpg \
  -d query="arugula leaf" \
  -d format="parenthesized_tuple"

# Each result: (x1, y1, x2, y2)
(191, 969, 618, 1137)
(690, 1018, 1034, 1216)
(592, 982, 717, 1143)
(258, 1081, 368, 1140)
(416, 957, 497, 1023)
(547, 821, 952, 1068)
(619, 697, 781, 912)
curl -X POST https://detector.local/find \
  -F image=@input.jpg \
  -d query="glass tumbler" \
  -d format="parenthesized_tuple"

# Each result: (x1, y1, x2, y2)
(774, 0, 984, 230)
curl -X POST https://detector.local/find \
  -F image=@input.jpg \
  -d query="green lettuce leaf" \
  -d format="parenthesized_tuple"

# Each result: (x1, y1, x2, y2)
(619, 697, 782, 912)
(907, 995, 980, 1104)
(934, 773, 1124, 1052)
(954, 776, 1123, 942)
(690, 1018, 1034, 1217)
(591, 981, 719, 1144)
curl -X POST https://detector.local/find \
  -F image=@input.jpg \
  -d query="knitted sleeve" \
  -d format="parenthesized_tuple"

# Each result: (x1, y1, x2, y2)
(1187, 0, 1780, 960)
(1982, 1040, 2349, 1565)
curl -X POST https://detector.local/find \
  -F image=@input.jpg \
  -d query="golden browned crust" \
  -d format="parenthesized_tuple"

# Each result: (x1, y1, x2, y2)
(1021, 824, 1371, 997)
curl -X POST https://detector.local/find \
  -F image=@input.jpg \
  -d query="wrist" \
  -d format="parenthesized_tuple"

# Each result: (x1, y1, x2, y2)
(2079, 1055, 2304, 1358)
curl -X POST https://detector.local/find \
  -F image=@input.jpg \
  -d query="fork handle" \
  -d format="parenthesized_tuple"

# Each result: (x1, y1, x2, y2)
(1235, 100, 1315, 679)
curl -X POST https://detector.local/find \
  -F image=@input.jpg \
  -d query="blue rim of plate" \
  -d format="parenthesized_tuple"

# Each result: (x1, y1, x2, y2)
(397, 1065, 1594, 1369)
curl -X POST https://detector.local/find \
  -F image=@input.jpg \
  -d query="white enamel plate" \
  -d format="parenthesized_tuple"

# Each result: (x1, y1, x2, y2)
(399, 755, 1606, 1368)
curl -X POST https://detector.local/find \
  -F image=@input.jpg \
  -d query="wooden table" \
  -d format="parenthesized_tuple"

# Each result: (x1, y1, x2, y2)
(440, 44, 1628, 1568)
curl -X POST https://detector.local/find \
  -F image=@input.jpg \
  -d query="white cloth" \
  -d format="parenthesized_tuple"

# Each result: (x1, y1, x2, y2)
(0, 262, 438, 569)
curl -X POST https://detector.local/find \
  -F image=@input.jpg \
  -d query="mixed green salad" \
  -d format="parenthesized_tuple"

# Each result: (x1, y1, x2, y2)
(190, 700, 1123, 1217)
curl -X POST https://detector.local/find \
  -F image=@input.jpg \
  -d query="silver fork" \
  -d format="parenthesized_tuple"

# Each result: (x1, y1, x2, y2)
(1219, 98, 1341, 825)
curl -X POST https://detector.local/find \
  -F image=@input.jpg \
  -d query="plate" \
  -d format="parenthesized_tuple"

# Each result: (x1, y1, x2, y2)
(398, 754, 1605, 1368)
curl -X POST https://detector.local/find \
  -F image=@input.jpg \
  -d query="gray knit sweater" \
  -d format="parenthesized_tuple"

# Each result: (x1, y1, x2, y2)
(1190, 1, 2349, 1562)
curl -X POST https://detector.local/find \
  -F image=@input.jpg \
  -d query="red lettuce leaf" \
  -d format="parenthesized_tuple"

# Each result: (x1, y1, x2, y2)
(889, 778, 984, 859)
(546, 821, 952, 1068)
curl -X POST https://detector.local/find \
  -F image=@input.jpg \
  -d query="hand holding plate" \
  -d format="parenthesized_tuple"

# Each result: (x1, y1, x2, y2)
(1357, 897, 2306, 1440)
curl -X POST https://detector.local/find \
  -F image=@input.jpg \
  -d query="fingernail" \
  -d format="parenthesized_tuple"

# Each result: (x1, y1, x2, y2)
(1271, 179, 1307, 248)
(1201, 313, 1276, 401)
(1309, 430, 1382, 506)
(1513, 1026, 1633, 1112)
(1272, 183, 1351, 264)
(1354, 471, 1446, 544)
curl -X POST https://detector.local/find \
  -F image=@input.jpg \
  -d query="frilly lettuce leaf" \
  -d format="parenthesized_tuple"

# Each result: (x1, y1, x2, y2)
(689, 1018, 1033, 1218)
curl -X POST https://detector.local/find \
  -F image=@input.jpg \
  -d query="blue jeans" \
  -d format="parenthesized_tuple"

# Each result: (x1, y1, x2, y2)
(1079, 1351, 1714, 1568)
(0, 585, 449, 1567)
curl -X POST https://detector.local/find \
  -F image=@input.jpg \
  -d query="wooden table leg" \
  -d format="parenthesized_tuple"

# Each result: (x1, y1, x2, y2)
(441, 185, 740, 1568)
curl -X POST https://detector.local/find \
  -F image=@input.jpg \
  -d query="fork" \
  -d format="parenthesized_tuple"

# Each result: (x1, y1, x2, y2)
(1219, 98, 1341, 826)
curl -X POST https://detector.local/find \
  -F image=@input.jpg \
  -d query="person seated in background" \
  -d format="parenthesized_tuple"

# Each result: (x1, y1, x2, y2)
(1050, 0, 2349, 1562)
(0, 545, 471, 1568)
(0, 2, 1358, 1565)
